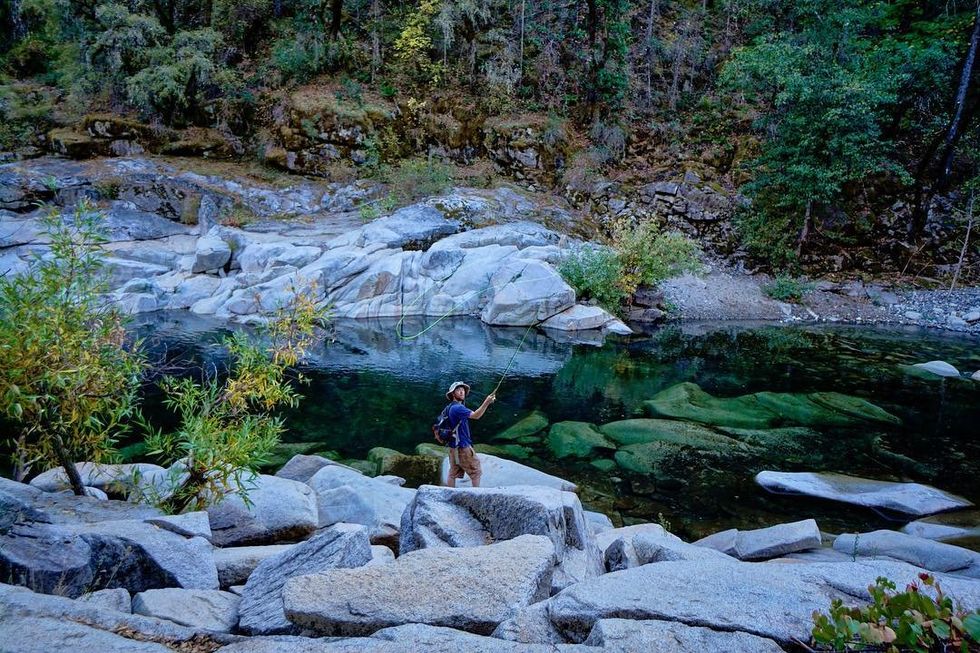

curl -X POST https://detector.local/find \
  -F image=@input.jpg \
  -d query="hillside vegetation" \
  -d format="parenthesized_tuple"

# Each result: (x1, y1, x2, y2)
(1, 0, 979, 275)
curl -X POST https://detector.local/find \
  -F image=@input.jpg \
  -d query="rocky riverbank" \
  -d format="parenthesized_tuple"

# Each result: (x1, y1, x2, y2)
(4, 155, 979, 337)
(1, 452, 979, 652)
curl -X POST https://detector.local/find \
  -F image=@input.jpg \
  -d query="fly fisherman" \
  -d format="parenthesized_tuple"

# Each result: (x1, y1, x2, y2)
(443, 381, 495, 487)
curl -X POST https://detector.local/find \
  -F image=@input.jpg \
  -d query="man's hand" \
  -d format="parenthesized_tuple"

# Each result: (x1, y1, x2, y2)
(487, 393, 496, 404)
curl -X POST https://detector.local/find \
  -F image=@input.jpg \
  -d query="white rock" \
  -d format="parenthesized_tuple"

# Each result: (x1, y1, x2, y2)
(213, 544, 295, 587)
(755, 470, 972, 517)
(910, 360, 961, 377)
(695, 519, 822, 560)
(480, 259, 575, 326)
(192, 235, 232, 273)
(132, 588, 241, 632)
(539, 304, 616, 331)
(78, 588, 131, 613)
(307, 465, 415, 546)
(439, 453, 576, 492)
(206, 474, 318, 547)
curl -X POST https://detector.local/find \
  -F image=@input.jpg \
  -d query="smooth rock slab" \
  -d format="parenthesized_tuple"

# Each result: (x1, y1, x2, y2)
(283, 534, 555, 636)
(78, 588, 132, 613)
(695, 519, 822, 561)
(910, 360, 961, 377)
(834, 530, 980, 578)
(399, 485, 602, 594)
(583, 619, 783, 652)
(545, 559, 980, 645)
(238, 523, 372, 635)
(132, 588, 241, 632)
(902, 510, 980, 545)
(755, 471, 973, 517)
(214, 544, 295, 587)
(29, 462, 167, 496)
(207, 474, 318, 546)
(439, 453, 576, 491)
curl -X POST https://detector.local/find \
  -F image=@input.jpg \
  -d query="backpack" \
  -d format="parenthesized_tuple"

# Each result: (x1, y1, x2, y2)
(432, 403, 460, 446)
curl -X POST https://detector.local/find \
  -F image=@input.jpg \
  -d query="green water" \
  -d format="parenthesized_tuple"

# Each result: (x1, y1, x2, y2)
(132, 313, 980, 542)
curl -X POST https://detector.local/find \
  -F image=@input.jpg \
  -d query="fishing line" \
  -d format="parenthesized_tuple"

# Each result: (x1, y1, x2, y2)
(392, 268, 563, 395)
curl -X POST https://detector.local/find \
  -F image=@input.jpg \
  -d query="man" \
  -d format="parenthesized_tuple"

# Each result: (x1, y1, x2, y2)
(443, 381, 495, 488)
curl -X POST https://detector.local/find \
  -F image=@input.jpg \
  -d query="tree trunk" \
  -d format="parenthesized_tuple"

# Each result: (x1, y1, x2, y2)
(796, 199, 813, 257)
(950, 188, 975, 292)
(518, 0, 526, 81)
(52, 433, 86, 496)
(644, 0, 659, 107)
(13, 433, 29, 482)
(939, 4, 980, 185)
(329, 0, 343, 40)
(10, 0, 27, 41)
(910, 2, 980, 238)
(370, 0, 381, 81)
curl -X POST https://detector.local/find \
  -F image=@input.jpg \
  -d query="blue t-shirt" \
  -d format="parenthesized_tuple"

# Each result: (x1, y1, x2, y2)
(447, 402, 473, 448)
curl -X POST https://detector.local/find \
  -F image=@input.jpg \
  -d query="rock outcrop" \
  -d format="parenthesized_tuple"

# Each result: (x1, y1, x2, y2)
(399, 485, 602, 594)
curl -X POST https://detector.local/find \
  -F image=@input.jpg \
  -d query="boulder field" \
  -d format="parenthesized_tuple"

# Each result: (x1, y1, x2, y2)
(2, 448, 979, 652)
(0, 156, 631, 337)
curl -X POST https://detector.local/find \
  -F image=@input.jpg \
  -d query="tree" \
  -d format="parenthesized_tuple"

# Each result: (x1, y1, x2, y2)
(140, 283, 325, 513)
(722, 0, 906, 265)
(0, 202, 144, 494)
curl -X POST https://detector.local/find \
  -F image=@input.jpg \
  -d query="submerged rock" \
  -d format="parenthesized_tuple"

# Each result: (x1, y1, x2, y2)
(399, 485, 602, 594)
(644, 382, 900, 430)
(283, 534, 555, 636)
(756, 470, 973, 517)
(601, 418, 746, 448)
(546, 422, 614, 458)
(491, 410, 549, 441)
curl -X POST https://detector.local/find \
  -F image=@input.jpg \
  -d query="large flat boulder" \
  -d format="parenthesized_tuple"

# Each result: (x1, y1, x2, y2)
(834, 530, 980, 578)
(439, 453, 576, 491)
(132, 588, 241, 632)
(583, 619, 783, 652)
(207, 474, 318, 546)
(399, 485, 602, 594)
(545, 559, 980, 645)
(694, 519, 822, 561)
(238, 523, 372, 635)
(306, 465, 415, 547)
(283, 534, 555, 636)
(755, 471, 973, 517)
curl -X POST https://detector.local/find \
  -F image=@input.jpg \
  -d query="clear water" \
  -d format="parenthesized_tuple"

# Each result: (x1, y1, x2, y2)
(131, 313, 980, 542)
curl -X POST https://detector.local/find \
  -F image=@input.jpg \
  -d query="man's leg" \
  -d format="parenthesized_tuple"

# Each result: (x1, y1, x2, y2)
(447, 447, 461, 487)
(462, 446, 482, 488)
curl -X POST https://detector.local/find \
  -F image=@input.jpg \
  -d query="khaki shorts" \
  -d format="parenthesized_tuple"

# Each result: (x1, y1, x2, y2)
(447, 446, 481, 486)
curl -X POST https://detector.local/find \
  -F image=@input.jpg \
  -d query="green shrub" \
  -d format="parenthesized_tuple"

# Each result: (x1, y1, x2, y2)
(613, 220, 702, 296)
(763, 275, 814, 303)
(383, 157, 454, 203)
(0, 201, 144, 492)
(811, 574, 980, 652)
(558, 244, 626, 312)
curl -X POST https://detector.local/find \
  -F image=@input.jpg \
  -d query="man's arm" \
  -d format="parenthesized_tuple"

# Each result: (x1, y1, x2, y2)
(468, 393, 496, 420)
